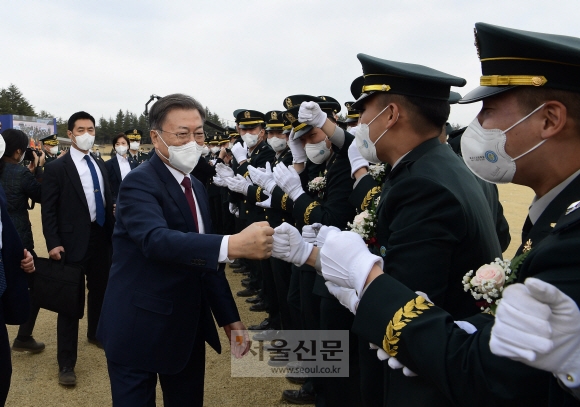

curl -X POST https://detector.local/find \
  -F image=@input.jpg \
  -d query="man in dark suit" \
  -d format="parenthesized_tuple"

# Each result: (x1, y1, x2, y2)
(0, 181, 35, 404)
(42, 111, 115, 386)
(96, 94, 274, 406)
(105, 132, 138, 205)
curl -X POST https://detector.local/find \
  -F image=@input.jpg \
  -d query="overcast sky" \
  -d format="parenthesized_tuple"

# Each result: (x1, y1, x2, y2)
(3, 0, 579, 128)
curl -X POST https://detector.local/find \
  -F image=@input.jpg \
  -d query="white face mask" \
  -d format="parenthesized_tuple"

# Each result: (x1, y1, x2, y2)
(241, 130, 261, 148)
(347, 125, 360, 135)
(72, 132, 95, 151)
(305, 139, 331, 164)
(130, 142, 140, 150)
(0, 135, 5, 159)
(156, 131, 204, 174)
(116, 145, 128, 156)
(461, 103, 546, 184)
(49, 146, 59, 155)
(210, 146, 221, 154)
(201, 145, 210, 156)
(267, 137, 287, 152)
(355, 105, 398, 164)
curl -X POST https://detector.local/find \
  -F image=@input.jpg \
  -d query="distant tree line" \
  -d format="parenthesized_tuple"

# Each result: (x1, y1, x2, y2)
(0, 84, 227, 145)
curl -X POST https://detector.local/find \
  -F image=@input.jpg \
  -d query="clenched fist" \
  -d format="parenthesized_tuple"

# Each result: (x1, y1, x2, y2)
(228, 221, 274, 260)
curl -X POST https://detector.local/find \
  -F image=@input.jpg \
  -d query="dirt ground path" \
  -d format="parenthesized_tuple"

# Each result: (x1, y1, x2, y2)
(5, 183, 534, 406)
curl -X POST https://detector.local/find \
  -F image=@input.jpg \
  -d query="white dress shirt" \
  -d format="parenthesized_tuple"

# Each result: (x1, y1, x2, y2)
(117, 153, 132, 180)
(163, 163, 231, 263)
(69, 147, 106, 222)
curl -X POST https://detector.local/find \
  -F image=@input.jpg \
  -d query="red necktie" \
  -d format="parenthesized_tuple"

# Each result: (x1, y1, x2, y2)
(181, 176, 199, 231)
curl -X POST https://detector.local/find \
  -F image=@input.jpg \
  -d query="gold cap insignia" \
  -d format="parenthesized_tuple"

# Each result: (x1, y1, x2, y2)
(474, 28, 481, 59)
(285, 98, 293, 108)
(271, 111, 278, 120)
(133, 129, 138, 134)
(285, 112, 296, 123)
(346, 103, 351, 110)
(244, 111, 251, 118)
(320, 96, 326, 101)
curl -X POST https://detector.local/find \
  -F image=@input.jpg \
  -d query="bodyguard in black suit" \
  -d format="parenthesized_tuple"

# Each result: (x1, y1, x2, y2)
(0, 183, 34, 404)
(41, 111, 114, 386)
(104, 133, 137, 205)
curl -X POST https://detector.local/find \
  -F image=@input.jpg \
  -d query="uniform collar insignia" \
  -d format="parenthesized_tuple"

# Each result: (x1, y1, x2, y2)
(565, 200, 580, 215)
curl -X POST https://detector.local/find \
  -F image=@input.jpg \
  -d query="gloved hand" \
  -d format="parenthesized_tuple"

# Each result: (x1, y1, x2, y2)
(213, 176, 227, 187)
(272, 222, 313, 266)
(319, 230, 383, 296)
(273, 164, 305, 202)
(316, 225, 341, 248)
(209, 159, 217, 165)
(288, 131, 307, 164)
(302, 223, 322, 245)
(325, 282, 358, 314)
(225, 174, 252, 196)
(388, 357, 418, 377)
(298, 101, 327, 129)
(348, 141, 369, 178)
(228, 203, 239, 217)
(231, 142, 248, 164)
(490, 278, 580, 385)
(215, 162, 234, 178)
(256, 190, 272, 209)
(248, 162, 277, 193)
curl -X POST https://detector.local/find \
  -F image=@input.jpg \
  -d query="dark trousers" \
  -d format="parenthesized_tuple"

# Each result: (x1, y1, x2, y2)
(317, 297, 362, 407)
(261, 259, 280, 328)
(287, 266, 302, 330)
(299, 267, 320, 331)
(107, 327, 206, 407)
(270, 257, 293, 330)
(18, 255, 40, 338)
(208, 193, 222, 235)
(0, 312, 11, 406)
(358, 338, 384, 407)
(57, 224, 111, 368)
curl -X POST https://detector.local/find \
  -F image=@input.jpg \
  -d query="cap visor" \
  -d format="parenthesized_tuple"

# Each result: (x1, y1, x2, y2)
(238, 123, 261, 129)
(459, 86, 515, 104)
(293, 125, 313, 140)
(351, 92, 374, 110)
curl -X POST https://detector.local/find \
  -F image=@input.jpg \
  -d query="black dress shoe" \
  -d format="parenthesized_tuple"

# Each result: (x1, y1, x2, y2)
(237, 288, 259, 297)
(282, 388, 315, 404)
(286, 374, 308, 385)
(230, 260, 243, 269)
(233, 266, 248, 274)
(249, 301, 269, 312)
(241, 277, 250, 284)
(245, 296, 262, 304)
(248, 318, 271, 330)
(241, 280, 250, 288)
(12, 337, 45, 353)
(58, 366, 77, 386)
(253, 329, 283, 341)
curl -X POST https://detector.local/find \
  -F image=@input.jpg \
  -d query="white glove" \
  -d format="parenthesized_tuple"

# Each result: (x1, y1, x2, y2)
(388, 356, 418, 377)
(491, 278, 580, 385)
(256, 191, 272, 209)
(225, 174, 251, 196)
(316, 225, 341, 248)
(215, 162, 234, 178)
(302, 223, 322, 245)
(325, 282, 358, 314)
(320, 230, 383, 296)
(298, 101, 327, 129)
(248, 162, 277, 193)
(348, 141, 369, 178)
(231, 142, 248, 163)
(228, 203, 238, 215)
(273, 164, 305, 202)
(209, 159, 217, 165)
(213, 176, 227, 187)
(272, 222, 313, 266)
(288, 131, 307, 164)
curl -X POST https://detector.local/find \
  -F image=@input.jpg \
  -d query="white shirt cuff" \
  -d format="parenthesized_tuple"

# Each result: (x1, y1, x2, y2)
(218, 235, 233, 264)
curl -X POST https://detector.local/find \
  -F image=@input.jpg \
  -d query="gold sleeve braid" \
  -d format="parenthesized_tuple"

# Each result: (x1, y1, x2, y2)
(256, 187, 262, 202)
(281, 194, 289, 211)
(383, 296, 434, 357)
(361, 186, 381, 211)
(304, 202, 321, 225)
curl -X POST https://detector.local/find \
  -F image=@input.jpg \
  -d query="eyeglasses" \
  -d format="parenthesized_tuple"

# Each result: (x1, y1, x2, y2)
(156, 129, 205, 141)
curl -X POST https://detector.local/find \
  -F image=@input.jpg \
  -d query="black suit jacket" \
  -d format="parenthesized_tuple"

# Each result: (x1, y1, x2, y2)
(105, 154, 138, 204)
(42, 150, 114, 263)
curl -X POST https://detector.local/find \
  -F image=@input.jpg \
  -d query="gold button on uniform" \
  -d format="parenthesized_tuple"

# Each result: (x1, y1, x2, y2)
(265, 216, 268, 220)
(245, 210, 249, 214)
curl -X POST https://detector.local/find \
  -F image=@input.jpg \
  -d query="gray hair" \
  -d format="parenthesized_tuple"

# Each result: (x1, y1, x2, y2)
(149, 93, 206, 130)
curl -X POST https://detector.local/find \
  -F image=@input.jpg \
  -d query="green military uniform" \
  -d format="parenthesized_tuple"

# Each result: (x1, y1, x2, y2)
(40, 134, 60, 166)
(353, 22, 580, 407)
(125, 129, 148, 166)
